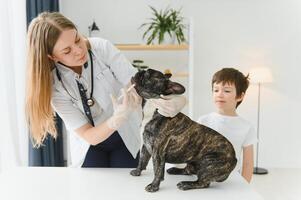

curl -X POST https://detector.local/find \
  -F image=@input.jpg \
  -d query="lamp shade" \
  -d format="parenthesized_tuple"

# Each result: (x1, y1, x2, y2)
(249, 67, 273, 83)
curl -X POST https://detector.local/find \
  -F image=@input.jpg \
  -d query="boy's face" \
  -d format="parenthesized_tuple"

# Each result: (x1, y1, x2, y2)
(212, 82, 244, 115)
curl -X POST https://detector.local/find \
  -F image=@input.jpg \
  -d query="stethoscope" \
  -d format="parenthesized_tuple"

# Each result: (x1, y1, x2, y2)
(55, 49, 95, 107)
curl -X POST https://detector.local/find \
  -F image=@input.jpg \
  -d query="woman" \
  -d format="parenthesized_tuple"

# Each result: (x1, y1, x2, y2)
(25, 12, 186, 168)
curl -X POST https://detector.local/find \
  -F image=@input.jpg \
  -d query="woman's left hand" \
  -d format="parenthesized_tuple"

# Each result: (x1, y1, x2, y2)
(150, 95, 187, 117)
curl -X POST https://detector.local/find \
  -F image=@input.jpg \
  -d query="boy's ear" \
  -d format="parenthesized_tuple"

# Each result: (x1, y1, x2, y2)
(236, 92, 245, 102)
(164, 81, 185, 95)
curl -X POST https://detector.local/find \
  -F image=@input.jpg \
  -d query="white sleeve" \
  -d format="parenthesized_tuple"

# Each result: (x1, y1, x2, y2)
(242, 126, 258, 147)
(94, 38, 137, 86)
(51, 90, 88, 131)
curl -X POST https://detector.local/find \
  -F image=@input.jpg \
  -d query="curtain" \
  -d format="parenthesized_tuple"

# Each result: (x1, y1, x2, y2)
(28, 115, 64, 166)
(26, 0, 65, 167)
(26, 0, 60, 26)
(0, 0, 27, 172)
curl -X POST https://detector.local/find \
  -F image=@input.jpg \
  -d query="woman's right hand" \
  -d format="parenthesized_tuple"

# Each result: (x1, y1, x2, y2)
(107, 88, 133, 130)
(127, 85, 142, 110)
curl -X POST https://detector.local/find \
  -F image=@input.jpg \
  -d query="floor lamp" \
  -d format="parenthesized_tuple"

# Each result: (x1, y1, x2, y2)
(249, 67, 273, 175)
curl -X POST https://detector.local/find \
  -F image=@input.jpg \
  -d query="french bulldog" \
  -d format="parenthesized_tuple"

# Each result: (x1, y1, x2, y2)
(130, 69, 237, 192)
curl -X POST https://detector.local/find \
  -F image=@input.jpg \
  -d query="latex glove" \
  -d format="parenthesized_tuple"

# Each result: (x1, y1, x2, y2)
(127, 85, 142, 109)
(150, 94, 186, 117)
(107, 89, 132, 130)
(123, 82, 142, 110)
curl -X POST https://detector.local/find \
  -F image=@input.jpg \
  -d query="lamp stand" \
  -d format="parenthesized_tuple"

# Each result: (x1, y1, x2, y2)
(254, 83, 268, 175)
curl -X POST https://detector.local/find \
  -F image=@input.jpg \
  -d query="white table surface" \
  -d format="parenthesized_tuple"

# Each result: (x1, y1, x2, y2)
(0, 167, 263, 200)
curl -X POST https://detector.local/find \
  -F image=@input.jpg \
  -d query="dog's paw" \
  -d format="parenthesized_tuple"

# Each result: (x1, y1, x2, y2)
(167, 167, 185, 175)
(145, 184, 159, 192)
(130, 169, 141, 176)
(177, 181, 193, 190)
(177, 181, 210, 190)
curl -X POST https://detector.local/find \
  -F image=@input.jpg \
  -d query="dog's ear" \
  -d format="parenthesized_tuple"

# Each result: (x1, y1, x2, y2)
(164, 81, 185, 95)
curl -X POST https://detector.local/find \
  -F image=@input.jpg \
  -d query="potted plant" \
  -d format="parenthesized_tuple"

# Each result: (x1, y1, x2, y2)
(140, 6, 186, 45)
(132, 59, 148, 71)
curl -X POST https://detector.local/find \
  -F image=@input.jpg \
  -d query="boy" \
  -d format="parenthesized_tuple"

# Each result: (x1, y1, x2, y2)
(197, 68, 257, 183)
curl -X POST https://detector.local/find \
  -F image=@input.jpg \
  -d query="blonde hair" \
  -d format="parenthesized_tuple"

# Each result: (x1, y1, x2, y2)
(25, 12, 77, 147)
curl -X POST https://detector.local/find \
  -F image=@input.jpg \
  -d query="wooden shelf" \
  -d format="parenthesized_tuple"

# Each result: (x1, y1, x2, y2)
(115, 44, 189, 51)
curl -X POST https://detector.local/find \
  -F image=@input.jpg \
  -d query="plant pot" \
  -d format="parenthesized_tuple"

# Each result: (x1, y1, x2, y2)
(158, 32, 176, 44)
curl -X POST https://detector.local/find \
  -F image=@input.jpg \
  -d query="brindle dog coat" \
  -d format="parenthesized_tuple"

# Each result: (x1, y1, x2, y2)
(130, 69, 237, 192)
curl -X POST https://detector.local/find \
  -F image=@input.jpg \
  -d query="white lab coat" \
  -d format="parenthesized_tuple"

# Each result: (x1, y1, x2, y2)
(51, 37, 142, 167)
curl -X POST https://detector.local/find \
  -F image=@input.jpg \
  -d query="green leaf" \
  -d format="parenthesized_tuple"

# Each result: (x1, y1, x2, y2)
(140, 6, 186, 44)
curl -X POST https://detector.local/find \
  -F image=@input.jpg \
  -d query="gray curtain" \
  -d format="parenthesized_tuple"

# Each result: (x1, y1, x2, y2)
(28, 115, 64, 166)
(26, 0, 59, 26)
(26, 0, 64, 166)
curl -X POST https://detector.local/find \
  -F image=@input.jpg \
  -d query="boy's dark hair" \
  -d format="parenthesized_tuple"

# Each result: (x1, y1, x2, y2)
(212, 68, 249, 108)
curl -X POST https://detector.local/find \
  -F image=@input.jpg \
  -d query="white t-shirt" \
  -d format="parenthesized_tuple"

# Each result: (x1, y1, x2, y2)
(197, 112, 257, 172)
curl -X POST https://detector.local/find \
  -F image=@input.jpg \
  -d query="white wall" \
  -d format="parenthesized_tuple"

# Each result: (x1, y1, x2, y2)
(61, 0, 301, 168)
